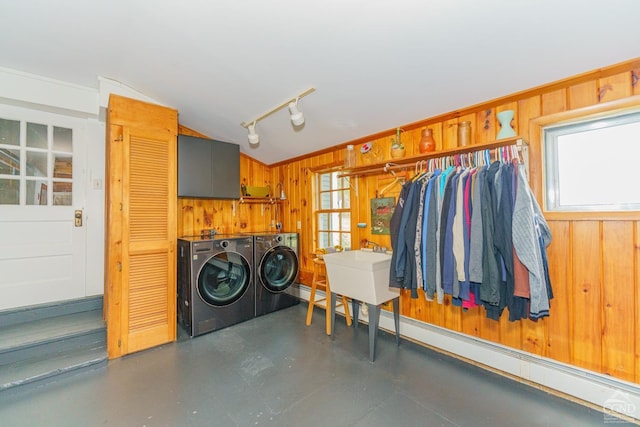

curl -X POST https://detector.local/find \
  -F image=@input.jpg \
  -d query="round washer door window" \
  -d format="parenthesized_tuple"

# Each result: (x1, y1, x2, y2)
(259, 246, 299, 292)
(197, 251, 251, 306)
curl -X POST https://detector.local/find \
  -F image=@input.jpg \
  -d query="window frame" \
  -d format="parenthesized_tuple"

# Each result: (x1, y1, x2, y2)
(543, 109, 640, 213)
(530, 96, 640, 221)
(314, 170, 352, 251)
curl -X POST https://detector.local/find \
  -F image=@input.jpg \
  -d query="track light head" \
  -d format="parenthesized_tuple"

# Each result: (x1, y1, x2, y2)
(288, 99, 304, 126)
(247, 122, 259, 145)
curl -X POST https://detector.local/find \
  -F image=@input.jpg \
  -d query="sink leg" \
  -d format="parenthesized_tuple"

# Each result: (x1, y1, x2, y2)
(330, 292, 337, 339)
(393, 297, 400, 346)
(368, 303, 381, 362)
(351, 299, 360, 328)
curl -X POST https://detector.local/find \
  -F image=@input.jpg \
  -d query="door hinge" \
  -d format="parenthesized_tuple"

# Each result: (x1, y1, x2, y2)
(118, 338, 121, 348)
(119, 203, 123, 211)
(117, 262, 122, 272)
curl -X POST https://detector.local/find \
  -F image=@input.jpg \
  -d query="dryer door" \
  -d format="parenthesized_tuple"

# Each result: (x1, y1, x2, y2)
(259, 246, 299, 292)
(197, 251, 251, 306)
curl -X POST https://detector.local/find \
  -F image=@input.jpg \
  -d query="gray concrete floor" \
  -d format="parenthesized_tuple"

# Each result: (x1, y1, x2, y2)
(0, 304, 628, 426)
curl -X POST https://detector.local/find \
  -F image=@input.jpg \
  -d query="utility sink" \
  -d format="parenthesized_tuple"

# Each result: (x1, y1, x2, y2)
(323, 250, 399, 305)
(323, 250, 401, 362)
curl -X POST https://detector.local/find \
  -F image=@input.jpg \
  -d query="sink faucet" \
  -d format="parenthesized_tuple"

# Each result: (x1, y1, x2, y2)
(362, 239, 386, 253)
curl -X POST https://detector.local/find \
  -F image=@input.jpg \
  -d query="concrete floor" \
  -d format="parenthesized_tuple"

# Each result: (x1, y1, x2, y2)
(0, 304, 627, 426)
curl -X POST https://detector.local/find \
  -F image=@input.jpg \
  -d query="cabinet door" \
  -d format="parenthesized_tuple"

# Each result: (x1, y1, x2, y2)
(211, 139, 240, 199)
(106, 95, 177, 358)
(177, 134, 214, 197)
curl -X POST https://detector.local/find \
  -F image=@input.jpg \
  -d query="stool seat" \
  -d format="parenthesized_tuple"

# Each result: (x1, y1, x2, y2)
(306, 256, 352, 335)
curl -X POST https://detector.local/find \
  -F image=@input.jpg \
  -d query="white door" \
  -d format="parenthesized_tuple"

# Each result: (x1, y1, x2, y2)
(0, 104, 87, 310)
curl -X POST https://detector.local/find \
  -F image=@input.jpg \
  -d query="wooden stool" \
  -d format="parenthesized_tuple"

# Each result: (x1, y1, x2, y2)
(306, 257, 352, 335)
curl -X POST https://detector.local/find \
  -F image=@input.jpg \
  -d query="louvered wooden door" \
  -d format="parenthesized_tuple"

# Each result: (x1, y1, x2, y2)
(106, 95, 177, 358)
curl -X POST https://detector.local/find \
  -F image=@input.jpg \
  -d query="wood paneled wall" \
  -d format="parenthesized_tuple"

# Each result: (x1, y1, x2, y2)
(178, 58, 640, 384)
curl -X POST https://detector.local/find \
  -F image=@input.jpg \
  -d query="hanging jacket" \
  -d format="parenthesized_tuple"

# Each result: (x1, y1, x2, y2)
(512, 163, 553, 319)
(389, 182, 412, 287)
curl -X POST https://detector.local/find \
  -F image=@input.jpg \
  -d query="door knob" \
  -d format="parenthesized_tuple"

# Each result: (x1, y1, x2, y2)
(74, 209, 83, 227)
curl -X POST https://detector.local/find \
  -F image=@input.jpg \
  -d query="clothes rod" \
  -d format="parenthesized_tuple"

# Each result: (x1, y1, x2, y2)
(338, 137, 528, 178)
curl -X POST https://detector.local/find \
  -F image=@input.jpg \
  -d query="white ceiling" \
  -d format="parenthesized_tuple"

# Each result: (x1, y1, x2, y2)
(2, 0, 639, 165)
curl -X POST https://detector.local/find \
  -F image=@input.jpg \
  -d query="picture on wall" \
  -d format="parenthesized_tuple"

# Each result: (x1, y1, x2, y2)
(370, 197, 395, 235)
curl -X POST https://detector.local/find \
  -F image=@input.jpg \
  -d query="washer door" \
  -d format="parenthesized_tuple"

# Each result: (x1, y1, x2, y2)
(197, 251, 251, 307)
(259, 246, 299, 292)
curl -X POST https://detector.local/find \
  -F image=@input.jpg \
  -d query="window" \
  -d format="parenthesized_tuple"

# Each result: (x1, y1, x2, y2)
(0, 117, 73, 205)
(315, 171, 351, 250)
(543, 110, 640, 211)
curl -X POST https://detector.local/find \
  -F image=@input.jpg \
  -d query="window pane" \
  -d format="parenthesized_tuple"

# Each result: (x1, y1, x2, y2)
(0, 148, 20, 175)
(341, 233, 351, 250)
(319, 173, 331, 191)
(53, 153, 72, 178)
(53, 181, 72, 206)
(331, 191, 342, 209)
(342, 190, 350, 209)
(0, 178, 19, 204)
(26, 151, 47, 177)
(26, 180, 42, 205)
(27, 122, 48, 149)
(318, 232, 329, 249)
(320, 192, 331, 209)
(53, 127, 72, 152)
(330, 212, 340, 229)
(329, 232, 341, 247)
(318, 213, 329, 231)
(0, 118, 20, 146)
(340, 212, 351, 231)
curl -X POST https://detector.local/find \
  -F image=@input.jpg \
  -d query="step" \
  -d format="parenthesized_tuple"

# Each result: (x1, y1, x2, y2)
(0, 345, 108, 393)
(0, 296, 103, 328)
(0, 310, 106, 366)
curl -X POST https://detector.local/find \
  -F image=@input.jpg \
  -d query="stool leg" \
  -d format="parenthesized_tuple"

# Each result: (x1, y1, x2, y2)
(342, 296, 352, 326)
(330, 292, 337, 339)
(325, 281, 332, 335)
(306, 279, 317, 326)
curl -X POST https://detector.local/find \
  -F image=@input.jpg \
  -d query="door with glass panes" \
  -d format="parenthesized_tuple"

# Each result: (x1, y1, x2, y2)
(0, 104, 86, 310)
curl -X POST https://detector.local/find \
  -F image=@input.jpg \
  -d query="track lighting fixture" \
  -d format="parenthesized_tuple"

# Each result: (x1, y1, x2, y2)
(247, 121, 259, 145)
(288, 98, 304, 126)
(241, 87, 315, 144)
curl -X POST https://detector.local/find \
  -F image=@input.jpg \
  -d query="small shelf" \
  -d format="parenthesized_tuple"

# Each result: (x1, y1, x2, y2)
(239, 196, 283, 204)
(339, 137, 527, 178)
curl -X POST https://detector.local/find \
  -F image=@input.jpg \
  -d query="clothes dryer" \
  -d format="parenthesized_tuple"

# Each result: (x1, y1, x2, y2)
(177, 235, 254, 337)
(253, 232, 300, 317)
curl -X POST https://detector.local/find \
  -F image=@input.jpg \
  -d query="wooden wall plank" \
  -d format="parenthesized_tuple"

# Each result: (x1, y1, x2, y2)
(460, 305, 481, 337)
(541, 89, 567, 115)
(602, 221, 635, 381)
(476, 108, 494, 145)
(571, 221, 602, 373)
(599, 72, 632, 103)
(568, 81, 598, 110)
(499, 315, 523, 351)
(545, 221, 572, 364)
(442, 118, 458, 150)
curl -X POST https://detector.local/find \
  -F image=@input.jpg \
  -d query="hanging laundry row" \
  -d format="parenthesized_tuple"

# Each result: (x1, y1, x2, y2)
(388, 147, 552, 322)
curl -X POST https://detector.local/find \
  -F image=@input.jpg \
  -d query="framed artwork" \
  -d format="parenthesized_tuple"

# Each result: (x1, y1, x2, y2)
(370, 197, 395, 235)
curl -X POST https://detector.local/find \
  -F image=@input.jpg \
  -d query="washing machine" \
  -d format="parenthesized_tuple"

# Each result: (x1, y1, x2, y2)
(254, 232, 300, 317)
(177, 235, 254, 337)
